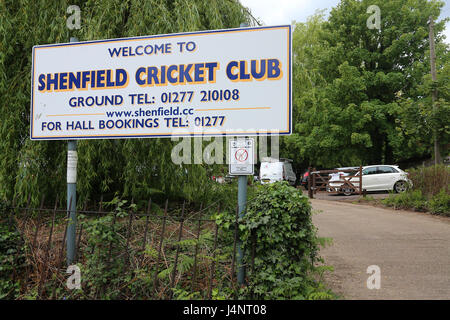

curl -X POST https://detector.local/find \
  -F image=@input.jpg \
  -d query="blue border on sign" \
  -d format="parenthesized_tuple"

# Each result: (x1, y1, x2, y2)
(30, 25, 292, 140)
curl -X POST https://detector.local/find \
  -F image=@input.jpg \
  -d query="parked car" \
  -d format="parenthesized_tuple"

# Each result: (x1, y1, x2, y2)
(260, 158, 296, 185)
(328, 165, 412, 195)
(301, 169, 337, 190)
(327, 167, 359, 192)
(224, 174, 236, 183)
(212, 175, 226, 184)
(300, 167, 344, 190)
(300, 170, 310, 190)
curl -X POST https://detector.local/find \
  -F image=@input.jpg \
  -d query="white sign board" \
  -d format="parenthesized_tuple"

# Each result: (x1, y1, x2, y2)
(30, 26, 291, 140)
(229, 138, 254, 175)
(67, 150, 78, 183)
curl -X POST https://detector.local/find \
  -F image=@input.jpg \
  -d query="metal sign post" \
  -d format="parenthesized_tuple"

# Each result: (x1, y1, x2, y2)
(237, 175, 247, 284)
(229, 138, 254, 285)
(66, 37, 78, 265)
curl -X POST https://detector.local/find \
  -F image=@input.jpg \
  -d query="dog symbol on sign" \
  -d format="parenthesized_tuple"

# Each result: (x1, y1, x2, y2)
(235, 149, 248, 162)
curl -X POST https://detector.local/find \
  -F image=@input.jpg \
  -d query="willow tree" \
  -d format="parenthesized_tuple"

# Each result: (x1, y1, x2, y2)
(0, 0, 253, 206)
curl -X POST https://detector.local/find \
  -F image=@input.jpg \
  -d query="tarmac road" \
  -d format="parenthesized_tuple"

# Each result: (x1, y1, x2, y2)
(311, 199, 450, 299)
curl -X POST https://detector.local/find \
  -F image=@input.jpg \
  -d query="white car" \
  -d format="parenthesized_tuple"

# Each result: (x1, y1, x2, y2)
(327, 167, 359, 192)
(328, 165, 412, 195)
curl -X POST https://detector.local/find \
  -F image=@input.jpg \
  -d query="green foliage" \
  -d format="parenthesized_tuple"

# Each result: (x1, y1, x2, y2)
(363, 195, 375, 201)
(171, 287, 203, 300)
(428, 189, 450, 215)
(4, 189, 337, 300)
(382, 189, 428, 211)
(239, 182, 334, 300)
(382, 182, 449, 215)
(80, 213, 127, 299)
(76, 197, 155, 299)
(393, 49, 450, 160)
(407, 164, 449, 196)
(382, 164, 450, 215)
(68, 196, 227, 299)
(0, 200, 26, 299)
(284, 0, 449, 171)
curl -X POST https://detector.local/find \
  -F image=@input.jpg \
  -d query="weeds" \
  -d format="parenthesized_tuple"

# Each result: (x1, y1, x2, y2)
(407, 165, 449, 197)
(381, 165, 449, 215)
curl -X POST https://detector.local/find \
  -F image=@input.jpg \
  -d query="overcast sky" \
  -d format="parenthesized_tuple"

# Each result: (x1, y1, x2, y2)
(240, 0, 450, 43)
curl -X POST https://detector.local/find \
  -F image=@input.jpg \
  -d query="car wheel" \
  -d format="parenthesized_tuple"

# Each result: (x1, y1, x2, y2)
(343, 188, 354, 196)
(394, 180, 408, 193)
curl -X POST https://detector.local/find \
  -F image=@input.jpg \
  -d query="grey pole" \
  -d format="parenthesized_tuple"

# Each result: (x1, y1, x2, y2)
(236, 22, 250, 286)
(67, 37, 78, 265)
(237, 175, 247, 285)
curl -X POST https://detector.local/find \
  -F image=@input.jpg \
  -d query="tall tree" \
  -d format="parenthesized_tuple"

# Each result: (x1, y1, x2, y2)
(285, 0, 448, 170)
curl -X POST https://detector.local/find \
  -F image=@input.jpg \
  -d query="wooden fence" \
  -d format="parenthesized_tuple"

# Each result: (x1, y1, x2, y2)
(307, 166, 364, 198)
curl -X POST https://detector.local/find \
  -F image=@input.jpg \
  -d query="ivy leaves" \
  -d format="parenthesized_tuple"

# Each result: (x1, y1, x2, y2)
(239, 182, 332, 299)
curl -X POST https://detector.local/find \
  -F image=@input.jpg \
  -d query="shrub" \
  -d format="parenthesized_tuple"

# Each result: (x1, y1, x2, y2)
(0, 200, 26, 299)
(79, 213, 127, 299)
(429, 189, 450, 216)
(77, 198, 152, 299)
(382, 190, 428, 211)
(382, 188, 450, 216)
(407, 165, 449, 197)
(381, 165, 450, 215)
(239, 182, 333, 299)
(76, 197, 224, 299)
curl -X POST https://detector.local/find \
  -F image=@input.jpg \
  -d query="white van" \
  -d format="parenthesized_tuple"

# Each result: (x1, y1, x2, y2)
(259, 158, 296, 185)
